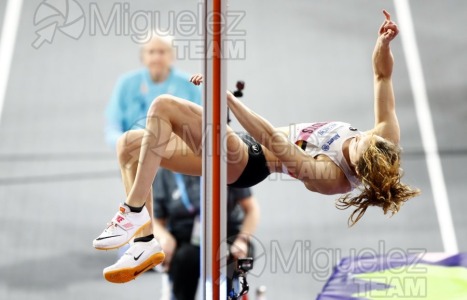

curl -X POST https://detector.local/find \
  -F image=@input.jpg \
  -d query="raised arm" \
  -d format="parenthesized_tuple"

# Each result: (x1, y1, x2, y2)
(371, 10, 400, 144)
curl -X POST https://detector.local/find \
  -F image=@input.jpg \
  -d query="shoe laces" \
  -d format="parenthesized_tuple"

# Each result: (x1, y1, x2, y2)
(104, 222, 118, 233)
(105, 210, 127, 233)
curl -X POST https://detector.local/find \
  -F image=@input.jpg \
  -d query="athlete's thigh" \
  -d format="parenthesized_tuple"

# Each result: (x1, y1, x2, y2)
(166, 122, 248, 183)
(162, 95, 248, 178)
(122, 129, 202, 176)
(162, 95, 203, 153)
(224, 126, 251, 183)
(123, 125, 248, 182)
(162, 131, 202, 176)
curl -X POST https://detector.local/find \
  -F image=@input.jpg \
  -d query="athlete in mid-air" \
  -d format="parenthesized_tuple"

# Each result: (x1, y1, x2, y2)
(93, 10, 420, 283)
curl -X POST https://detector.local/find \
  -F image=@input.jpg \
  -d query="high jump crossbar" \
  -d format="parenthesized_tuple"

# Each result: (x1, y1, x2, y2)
(201, 0, 227, 299)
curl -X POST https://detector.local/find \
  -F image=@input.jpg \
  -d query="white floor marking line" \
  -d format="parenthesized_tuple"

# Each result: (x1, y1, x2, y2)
(393, 0, 458, 254)
(0, 0, 24, 122)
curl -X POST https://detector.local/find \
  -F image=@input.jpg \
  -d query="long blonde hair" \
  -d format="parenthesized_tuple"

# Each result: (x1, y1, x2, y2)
(336, 137, 420, 226)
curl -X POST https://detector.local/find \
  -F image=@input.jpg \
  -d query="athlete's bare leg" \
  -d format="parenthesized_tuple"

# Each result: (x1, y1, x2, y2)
(118, 129, 205, 235)
(117, 134, 155, 236)
(117, 128, 209, 235)
(121, 95, 249, 207)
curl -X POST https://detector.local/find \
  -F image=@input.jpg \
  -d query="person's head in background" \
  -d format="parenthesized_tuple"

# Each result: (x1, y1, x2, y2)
(140, 31, 175, 83)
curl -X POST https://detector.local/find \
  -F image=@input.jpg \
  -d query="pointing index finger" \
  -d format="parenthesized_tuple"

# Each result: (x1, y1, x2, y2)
(383, 9, 391, 21)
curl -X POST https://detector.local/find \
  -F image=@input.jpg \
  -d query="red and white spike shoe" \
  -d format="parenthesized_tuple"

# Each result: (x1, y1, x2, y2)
(93, 204, 151, 250)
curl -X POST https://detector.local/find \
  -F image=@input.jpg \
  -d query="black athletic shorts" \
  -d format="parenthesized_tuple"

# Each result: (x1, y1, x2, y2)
(228, 133, 271, 188)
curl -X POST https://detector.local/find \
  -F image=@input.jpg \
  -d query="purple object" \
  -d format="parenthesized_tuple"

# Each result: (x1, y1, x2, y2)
(317, 253, 467, 300)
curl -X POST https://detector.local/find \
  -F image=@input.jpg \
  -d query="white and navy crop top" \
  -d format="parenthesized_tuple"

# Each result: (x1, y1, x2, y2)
(283, 121, 362, 188)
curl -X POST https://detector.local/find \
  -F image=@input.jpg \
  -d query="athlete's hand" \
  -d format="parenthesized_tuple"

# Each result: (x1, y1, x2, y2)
(378, 10, 399, 45)
(190, 73, 203, 86)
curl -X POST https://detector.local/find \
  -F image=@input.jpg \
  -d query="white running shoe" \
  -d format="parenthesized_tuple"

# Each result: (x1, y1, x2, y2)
(103, 238, 165, 283)
(93, 204, 151, 250)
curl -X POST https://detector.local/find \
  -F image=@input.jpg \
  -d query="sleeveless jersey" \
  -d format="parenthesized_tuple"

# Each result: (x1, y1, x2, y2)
(284, 121, 362, 188)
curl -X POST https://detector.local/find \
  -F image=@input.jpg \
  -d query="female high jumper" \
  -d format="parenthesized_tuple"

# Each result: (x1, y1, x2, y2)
(94, 10, 420, 283)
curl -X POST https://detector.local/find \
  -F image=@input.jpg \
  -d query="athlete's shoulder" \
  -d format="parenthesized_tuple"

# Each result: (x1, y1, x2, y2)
(367, 123, 400, 145)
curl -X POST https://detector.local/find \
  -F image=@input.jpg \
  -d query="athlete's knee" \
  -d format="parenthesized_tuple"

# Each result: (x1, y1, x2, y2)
(148, 94, 176, 118)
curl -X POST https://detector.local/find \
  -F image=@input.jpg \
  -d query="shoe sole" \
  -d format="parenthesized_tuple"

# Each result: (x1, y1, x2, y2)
(104, 251, 165, 284)
(94, 220, 151, 251)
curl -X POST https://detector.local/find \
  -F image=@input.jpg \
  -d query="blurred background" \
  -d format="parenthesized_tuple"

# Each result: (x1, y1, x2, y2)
(0, 0, 465, 299)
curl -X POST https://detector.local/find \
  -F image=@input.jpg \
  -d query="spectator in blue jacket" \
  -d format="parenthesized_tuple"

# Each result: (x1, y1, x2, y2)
(105, 33, 201, 147)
